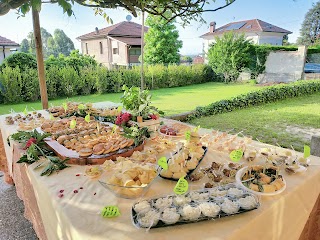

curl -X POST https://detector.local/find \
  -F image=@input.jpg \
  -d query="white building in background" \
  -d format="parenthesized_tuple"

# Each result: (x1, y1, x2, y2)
(200, 19, 292, 63)
(0, 36, 20, 64)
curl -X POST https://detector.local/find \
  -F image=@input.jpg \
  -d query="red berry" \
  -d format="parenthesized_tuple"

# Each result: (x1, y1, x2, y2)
(59, 189, 64, 193)
(76, 174, 80, 176)
(74, 190, 78, 193)
(80, 187, 83, 190)
(58, 194, 64, 198)
(94, 192, 96, 195)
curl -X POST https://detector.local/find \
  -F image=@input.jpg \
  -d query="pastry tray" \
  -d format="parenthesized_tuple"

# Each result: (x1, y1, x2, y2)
(160, 146, 208, 181)
(131, 184, 260, 229)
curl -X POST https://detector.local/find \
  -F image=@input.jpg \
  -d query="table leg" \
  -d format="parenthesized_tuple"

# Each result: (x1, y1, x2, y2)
(0, 129, 14, 185)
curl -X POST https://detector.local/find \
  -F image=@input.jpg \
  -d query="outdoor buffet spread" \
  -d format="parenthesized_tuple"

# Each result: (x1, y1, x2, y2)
(0, 86, 319, 240)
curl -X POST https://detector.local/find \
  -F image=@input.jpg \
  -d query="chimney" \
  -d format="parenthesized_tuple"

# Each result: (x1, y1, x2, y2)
(210, 22, 216, 33)
(95, 27, 99, 34)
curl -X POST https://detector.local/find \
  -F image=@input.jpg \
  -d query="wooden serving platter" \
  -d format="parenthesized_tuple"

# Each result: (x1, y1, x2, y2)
(44, 138, 145, 165)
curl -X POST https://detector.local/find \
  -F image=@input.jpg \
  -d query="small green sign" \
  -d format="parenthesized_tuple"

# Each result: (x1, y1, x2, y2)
(62, 102, 68, 112)
(193, 125, 200, 133)
(85, 113, 90, 123)
(158, 157, 168, 170)
(78, 104, 85, 110)
(185, 130, 191, 141)
(101, 206, 120, 218)
(117, 106, 123, 113)
(112, 125, 117, 133)
(229, 149, 243, 162)
(23, 107, 28, 115)
(70, 119, 76, 129)
(304, 145, 311, 158)
(174, 177, 189, 195)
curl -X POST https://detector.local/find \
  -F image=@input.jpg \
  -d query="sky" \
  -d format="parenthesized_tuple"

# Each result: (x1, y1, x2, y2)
(0, 0, 316, 55)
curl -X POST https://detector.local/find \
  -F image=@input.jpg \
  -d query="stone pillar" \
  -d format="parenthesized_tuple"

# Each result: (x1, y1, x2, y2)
(311, 135, 320, 157)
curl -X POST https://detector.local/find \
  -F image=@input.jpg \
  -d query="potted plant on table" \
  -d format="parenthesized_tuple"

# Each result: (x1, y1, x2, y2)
(117, 85, 162, 130)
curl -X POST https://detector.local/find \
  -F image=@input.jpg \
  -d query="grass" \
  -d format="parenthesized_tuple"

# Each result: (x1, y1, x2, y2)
(0, 82, 260, 116)
(189, 92, 320, 152)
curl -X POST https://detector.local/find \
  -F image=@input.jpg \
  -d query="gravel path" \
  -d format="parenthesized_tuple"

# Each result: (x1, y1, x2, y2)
(0, 171, 38, 240)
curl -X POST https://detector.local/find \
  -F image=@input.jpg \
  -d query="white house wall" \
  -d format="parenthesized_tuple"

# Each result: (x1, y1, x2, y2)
(257, 32, 286, 46)
(0, 47, 18, 64)
(80, 38, 109, 66)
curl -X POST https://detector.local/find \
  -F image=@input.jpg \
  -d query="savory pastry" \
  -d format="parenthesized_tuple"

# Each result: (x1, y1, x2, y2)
(161, 208, 180, 225)
(134, 201, 152, 215)
(173, 195, 191, 206)
(238, 196, 258, 210)
(221, 199, 239, 214)
(199, 202, 221, 217)
(227, 188, 244, 198)
(181, 205, 201, 221)
(85, 166, 103, 179)
(79, 148, 93, 157)
(137, 210, 160, 228)
(93, 143, 105, 155)
(154, 197, 173, 210)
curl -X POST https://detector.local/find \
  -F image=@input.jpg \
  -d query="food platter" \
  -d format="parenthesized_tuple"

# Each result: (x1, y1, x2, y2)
(131, 184, 260, 229)
(235, 166, 286, 196)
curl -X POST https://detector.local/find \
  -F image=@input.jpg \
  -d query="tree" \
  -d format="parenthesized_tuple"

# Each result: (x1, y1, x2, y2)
(297, 2, 320, 45)
(144, 13, 182, 64)
(207, 32, 252, 83)
(0, 0, 236, 26)
(52, 29, 75, 57)
(20, 38, 30, 53)
(26, 27, 52, 56)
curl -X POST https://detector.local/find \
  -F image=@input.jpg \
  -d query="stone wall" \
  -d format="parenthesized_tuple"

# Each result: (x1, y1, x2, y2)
(257, 46, 307, 84)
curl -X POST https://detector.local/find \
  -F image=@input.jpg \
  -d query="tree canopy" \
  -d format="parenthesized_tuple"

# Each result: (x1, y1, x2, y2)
(207, 32, 252, 83)
(20, 28, 75, 57)
(0, 0, 236, 25)
(297, 2, 320, 45)
(144, 13, 183, 64)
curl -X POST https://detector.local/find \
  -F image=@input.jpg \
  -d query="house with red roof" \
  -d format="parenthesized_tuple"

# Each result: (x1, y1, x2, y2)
(0, 35, 20, 64)
(200, 19, 292, 62)
(77, 21, 147, 68)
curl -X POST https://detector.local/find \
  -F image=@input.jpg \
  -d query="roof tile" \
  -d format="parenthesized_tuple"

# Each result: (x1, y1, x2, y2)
(0, 36, 19, 46)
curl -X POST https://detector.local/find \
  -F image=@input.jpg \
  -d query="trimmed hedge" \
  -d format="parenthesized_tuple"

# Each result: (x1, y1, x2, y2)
(0, 64, 216, 104)
(187, 80, 320, 120)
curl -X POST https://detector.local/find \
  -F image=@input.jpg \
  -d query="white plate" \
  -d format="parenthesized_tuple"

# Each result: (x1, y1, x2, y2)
(235, 166, 286, 196)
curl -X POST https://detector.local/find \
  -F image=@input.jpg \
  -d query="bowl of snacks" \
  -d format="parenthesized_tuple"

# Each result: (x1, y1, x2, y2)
(99, 160, 159, 199)
(235, 165, 286, 196)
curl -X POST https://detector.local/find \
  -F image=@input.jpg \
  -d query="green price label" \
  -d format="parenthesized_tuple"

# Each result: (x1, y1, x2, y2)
(158, 156, 168, 170)
(112, 125, 117, 133)
(70, 119, 76, 129)
(304, 145, 311, 158)
(62, 102, 68, 112)
(185, 130, 191, 141)
(85, 113, 90, 123)
(101, 206, 120, 218)
(174, 177, 189, 195)
(229, 149, 243, 162)
(193, 125, 200, 133)
(49, 114, 55, 120)
(23, 107, 28, 115)
(117, 106, 123, 113)
(78, 104, 85, 110)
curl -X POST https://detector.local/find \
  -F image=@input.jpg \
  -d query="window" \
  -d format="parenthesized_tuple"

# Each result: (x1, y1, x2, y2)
(129, 49, 141, 55)
(113, 48, 119, 54)
(99, 42, 103, 54)
(85, 43, 88, 54)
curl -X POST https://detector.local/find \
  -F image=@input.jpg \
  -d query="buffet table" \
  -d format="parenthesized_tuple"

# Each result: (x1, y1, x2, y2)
(1, 110, 320, 240)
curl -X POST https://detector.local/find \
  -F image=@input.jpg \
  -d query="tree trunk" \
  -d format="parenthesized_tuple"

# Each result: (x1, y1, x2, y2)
(140, 10, 145, 90)
(32, 8, 48, 109)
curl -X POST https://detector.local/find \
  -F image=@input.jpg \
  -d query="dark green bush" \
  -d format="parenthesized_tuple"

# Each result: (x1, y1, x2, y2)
(188, 80, 320, 120)
(0, 52, 37, 71)
(0, 67, 23, 103)
(59, 66, 79, 97)
(46, 66, 61, 99)
(21, 68, 40, 101)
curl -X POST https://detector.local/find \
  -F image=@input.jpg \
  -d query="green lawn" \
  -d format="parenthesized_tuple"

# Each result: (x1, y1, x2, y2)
(189, 93, 320, 152)
(0, 82, 259, 116)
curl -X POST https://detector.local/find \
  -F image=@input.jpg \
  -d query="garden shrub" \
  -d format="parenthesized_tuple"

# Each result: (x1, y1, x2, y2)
(59, 66, 79, 97)
(0, 66, 23, 103)
(78, 67, 97, 95)
(0, 52, 37, 72)
(187, 80, 320, 120)
(21, 68, 40, 101)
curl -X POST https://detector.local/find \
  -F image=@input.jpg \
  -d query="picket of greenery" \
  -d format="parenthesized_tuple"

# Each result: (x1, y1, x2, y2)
(187, 80, 320, 120)
(0, 52, 215, 104)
